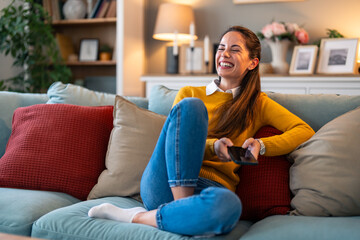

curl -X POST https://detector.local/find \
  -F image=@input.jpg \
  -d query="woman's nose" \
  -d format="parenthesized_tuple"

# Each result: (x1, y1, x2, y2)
(221, 49, 230, 58)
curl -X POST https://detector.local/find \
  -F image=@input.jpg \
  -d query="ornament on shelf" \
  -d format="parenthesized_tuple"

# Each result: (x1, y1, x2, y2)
(63, 0, 87, 20)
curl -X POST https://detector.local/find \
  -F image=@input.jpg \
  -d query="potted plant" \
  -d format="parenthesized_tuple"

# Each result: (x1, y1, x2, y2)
(0, 0, 71, 93)
(99, 44, 113, 61)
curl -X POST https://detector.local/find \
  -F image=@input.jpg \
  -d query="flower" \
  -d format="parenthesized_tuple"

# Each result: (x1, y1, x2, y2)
(257, 21, 309, 44)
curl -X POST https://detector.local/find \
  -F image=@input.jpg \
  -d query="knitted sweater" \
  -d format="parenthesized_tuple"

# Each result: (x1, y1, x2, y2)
(173, 86, 315, 191)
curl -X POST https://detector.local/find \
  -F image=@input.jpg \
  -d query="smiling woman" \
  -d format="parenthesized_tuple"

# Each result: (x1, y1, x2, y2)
(88, 26, 315, 237)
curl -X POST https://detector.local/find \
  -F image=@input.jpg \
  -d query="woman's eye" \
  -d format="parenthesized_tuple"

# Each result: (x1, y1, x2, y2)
(217, 48, 225, 51)
(231, 49, 240, 52)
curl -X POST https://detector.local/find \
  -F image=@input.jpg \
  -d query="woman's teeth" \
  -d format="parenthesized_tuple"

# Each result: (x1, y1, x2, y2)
(220, 62, 234, 67)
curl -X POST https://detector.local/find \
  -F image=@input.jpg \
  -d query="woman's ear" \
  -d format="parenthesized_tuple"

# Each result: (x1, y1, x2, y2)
(248, 58, 259, 71)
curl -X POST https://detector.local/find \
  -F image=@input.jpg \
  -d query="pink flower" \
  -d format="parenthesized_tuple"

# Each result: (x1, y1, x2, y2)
(285, 23, 299, 34)
(261, 24, 274, 38)
(295, 28, 309, 44)
(271, 22, 286, 35)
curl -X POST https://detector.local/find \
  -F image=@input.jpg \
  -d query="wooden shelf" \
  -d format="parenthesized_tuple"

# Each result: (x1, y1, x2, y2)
(66, 60, 116, 66)
(52, 18, 116, 26)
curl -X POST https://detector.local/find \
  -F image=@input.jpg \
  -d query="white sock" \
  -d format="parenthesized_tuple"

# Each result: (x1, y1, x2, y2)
(88, 203, 147, 223)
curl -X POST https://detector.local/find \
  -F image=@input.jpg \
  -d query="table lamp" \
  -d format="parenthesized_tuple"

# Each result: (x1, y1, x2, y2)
(153, 3, 197, 74)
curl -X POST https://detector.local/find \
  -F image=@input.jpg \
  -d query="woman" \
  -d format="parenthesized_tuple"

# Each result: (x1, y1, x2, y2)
(88, 26, 315, 236)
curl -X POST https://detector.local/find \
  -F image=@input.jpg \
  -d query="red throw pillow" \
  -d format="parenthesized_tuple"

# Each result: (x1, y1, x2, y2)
(236, 126, 291, 221)
(0, 104, 113, 200)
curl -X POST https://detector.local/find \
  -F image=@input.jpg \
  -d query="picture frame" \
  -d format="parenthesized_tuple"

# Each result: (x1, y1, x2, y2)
(289, 45, 318, 75)
(79, 39, 99, 61)
(179, 42, 206, 74)
(317, 38, 359, 74)
(233, 0, 304, 4)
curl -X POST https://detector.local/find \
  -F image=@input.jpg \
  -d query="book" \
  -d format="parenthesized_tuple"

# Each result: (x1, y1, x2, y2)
(105, 0, 116, 18)
(96, 0, 110, 18)
(51, 0, 61, 21)
(90, 0, 103, 18)
(55, 33, 75, 61)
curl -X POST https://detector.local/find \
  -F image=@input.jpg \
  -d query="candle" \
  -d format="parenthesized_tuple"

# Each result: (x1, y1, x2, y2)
(173, 31, 178, 56)
(189, 22, 195, 48)
(204, 35, 209, 62)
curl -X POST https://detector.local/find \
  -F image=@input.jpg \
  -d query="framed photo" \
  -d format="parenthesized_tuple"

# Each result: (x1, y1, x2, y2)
(289, 45, 318, 75)
(233, 0, 304, 4)
(317, 38, 359, 74)
(79, 39, 99, 61)
(179, 42, 206, 74)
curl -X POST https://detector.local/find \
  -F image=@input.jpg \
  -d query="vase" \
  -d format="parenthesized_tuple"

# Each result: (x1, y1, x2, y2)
(63, 0, 87, 20)
(267, 40, 291, 74)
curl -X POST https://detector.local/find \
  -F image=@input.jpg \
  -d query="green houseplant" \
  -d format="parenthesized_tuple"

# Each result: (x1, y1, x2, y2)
(0, 0, 71, 93)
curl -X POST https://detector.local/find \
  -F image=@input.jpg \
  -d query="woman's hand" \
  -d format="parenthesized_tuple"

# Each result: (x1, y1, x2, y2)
(214, 137, 233, 162)
(242, 138, 260, 160)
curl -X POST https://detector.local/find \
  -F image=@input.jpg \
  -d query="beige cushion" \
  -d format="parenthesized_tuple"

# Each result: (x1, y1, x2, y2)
(88, 96, 166, 199)
(288, 107, 360, 216)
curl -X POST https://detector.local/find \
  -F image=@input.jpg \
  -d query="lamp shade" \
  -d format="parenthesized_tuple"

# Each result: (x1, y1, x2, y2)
(153, 3, 197, 42)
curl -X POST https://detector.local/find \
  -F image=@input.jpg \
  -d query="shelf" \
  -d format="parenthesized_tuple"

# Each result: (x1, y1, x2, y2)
(66, 61, 116, 66)
(52, 18, 117, 26)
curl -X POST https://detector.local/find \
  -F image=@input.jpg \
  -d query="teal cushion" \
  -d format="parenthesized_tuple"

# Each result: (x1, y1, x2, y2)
(32, 197, 251, 239)
(240, 215, 360, 240)
(148, 85, 178, 115)
(0, 188, 79, 236)
(47, 82, 148, 109)
(0, 92, 48, 158)
(147, 85, 360, 131)
(266, 93, 360, 132)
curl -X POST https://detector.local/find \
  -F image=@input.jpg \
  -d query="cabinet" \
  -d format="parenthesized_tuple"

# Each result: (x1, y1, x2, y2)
(140, 74, 360, 97)
(52, 18, 117, 82)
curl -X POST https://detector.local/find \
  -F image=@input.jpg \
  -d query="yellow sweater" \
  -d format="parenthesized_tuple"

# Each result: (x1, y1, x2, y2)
(173, 86, 315, 192)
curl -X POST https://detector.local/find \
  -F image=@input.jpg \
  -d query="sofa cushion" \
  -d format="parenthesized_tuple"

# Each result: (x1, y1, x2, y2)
(47, 81, 148, 109)
(148, 85, 178, 115)
(88, 96, 166, 199)
(240, 215, 360, 240)
(288, 107, 360, 216)
(32, 196, 251, 240)
(266, 92, 360, 132)
(0, 187, 79, 236)
(148, 85, 360, 131)
(0, 91, 48, 158)
(236, 126, 291, 221)
(0, 104, 113, 200)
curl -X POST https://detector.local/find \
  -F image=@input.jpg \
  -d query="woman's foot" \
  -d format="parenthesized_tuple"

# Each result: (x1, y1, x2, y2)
(88, 203, 147, 223)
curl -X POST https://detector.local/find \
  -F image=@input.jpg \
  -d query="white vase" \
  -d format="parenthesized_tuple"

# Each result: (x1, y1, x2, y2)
(267, 40, 291, 74)
(63, 0, 87, 20)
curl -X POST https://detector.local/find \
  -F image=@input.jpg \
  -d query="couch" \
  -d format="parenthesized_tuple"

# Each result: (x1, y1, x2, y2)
(0, 82, 359, 240)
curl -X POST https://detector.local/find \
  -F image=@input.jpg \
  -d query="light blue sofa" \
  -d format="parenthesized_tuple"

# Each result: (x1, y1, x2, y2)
(0, 82, 360, 240)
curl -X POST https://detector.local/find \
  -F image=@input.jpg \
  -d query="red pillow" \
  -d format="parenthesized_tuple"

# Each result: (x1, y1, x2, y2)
(0, 104, 113, 200)
(236, 126, 292, 221)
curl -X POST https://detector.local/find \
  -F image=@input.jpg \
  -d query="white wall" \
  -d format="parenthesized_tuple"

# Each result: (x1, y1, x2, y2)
(116, 0, 145, 96)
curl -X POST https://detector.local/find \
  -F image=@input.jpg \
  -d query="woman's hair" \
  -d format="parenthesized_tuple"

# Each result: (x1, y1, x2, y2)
(208, 26, 261, 140)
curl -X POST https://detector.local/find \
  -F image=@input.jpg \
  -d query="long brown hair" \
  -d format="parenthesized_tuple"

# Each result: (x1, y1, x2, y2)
(208, 26, 261, 139)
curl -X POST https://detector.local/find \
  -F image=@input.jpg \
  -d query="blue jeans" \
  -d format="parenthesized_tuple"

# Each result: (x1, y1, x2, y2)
(140, 98, 242, 236)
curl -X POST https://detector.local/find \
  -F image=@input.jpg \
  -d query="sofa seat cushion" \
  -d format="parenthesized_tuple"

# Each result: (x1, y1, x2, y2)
(240, 215, 360, 240)
(32, 197, 252, 240)
(0, 187, 79, 236)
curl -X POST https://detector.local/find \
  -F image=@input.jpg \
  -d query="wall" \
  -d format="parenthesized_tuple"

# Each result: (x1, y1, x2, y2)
(0, 0, 22, 82)
(117, 0, 145, 96)
(145, 0, 360, 74)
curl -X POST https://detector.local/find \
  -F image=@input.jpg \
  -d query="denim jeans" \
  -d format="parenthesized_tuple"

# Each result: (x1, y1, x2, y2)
(140, 98, 242, 236)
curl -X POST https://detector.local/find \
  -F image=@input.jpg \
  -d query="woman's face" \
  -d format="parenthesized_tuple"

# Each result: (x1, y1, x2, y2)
(215, 31, 258, 83)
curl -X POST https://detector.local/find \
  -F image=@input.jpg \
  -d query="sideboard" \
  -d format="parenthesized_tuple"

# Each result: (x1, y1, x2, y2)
(140, 74, 360, 97)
